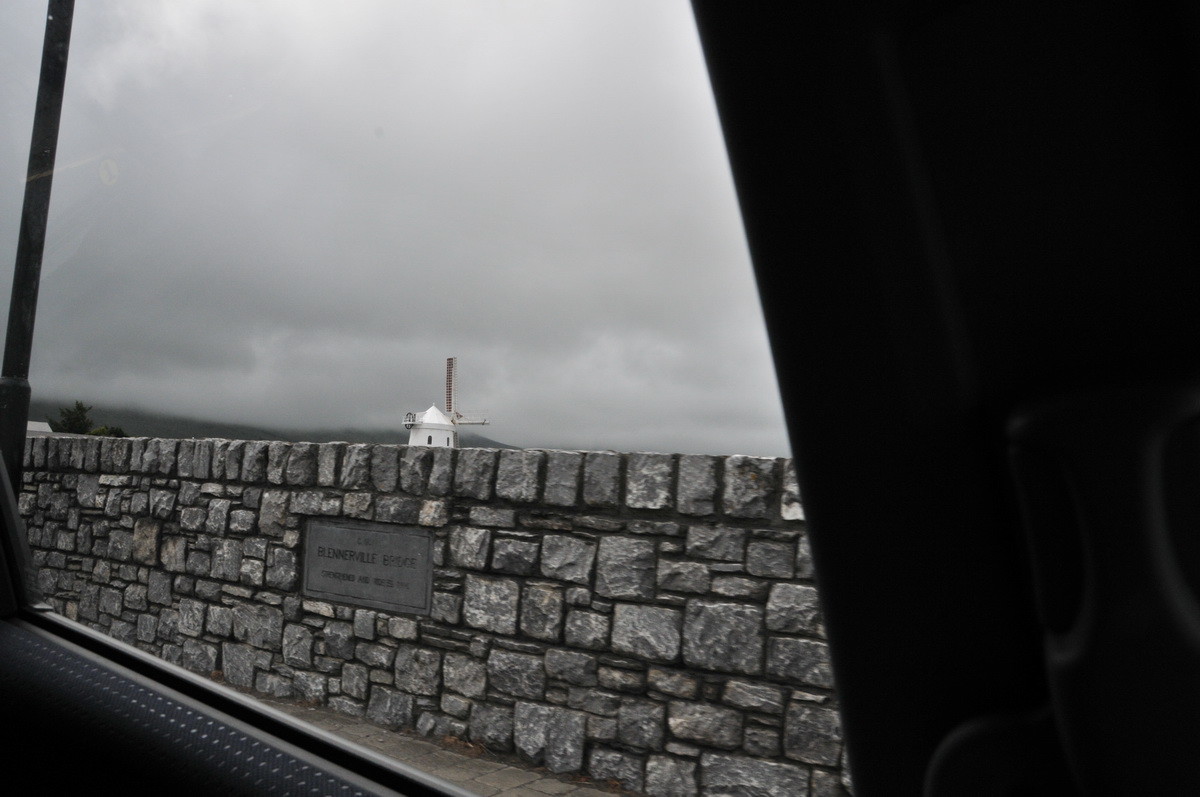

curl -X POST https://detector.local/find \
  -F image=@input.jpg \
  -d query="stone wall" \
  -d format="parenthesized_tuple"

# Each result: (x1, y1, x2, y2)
(21, 434, 847, 796)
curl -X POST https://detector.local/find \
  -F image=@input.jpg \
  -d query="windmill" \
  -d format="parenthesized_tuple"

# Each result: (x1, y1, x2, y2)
(403, 357, 489, 448)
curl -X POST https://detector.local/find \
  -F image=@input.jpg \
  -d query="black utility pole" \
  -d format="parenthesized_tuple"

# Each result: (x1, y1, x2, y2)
(0, 0, 75, 490)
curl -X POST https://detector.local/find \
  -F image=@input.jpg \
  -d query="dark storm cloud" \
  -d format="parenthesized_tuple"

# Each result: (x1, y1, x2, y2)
(1, 0, 789, 456)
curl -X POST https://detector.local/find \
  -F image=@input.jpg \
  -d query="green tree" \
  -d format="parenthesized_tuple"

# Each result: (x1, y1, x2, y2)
(46, 401, 128, 437)
(48, 401, 93, 434)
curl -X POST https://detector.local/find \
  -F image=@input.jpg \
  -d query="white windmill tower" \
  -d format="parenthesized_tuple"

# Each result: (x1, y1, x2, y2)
(403, 357, 489, 448)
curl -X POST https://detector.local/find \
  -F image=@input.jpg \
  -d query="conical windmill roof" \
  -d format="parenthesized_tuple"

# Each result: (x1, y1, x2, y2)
(420, 405, 453, 426)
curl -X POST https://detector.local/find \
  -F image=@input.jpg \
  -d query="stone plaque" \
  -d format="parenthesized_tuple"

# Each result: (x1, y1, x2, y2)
(303, 520, 433, 615)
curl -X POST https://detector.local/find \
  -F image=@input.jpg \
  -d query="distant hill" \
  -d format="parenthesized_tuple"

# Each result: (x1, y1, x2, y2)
(28, 399, 515, 449)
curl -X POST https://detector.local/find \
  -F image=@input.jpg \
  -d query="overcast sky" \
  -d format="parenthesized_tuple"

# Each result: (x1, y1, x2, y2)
(0, 1, 790, 457)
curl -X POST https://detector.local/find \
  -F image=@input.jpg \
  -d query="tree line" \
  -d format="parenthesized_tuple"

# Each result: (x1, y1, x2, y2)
(47, 401, 126, 437)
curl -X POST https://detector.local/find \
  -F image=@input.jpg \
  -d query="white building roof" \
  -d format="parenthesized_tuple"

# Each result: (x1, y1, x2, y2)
(417, 405, 453, 427)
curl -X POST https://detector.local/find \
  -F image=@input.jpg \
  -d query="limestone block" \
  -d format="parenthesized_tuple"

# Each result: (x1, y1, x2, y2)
(796, 533, 816, 579)
(266, 441, 290, 484)
(700, 752, 810, 797)
(668, 702, 743, 749)
(766, 583, 823, 635)
(491, 538, 539, 575)
(182, 639, 218, 675)
(595, 536, 655, 599)
(513, 702, 553, 762)
(645, 755, 698, 797)
(588, 747, 645, 793)
(342, 492, 373, 519)
(241, 441, 269, 483)
(723, 455, 776, 519)
(712, 576, 769, 600)
(468, 506, 516, 528)
(450, 527, 491, 569)
(469, 702, 514, 752)
(211, 440, 229, 480)
(686, 526, 747, 562)
(175, 440, 195, 478)
(178, 598, 206, 637)
(488, 649, 545, 700)
(683, 600, 764, 675)
(767, 637, 834, 688)
(370, 445, 400, 492)
(744, 726, 781, 757)
(496, 449, 543, 503)
(228, 509, 255, 534)
(780, 460, 805, 521)
(149, 488, 176, 520)
(352, 608, 376, 639)
(388, 616, 418, 640)
(258, 490, 289, 535)
(75, 474, 101, 509)
(375, 495, 420, 523)
(418, 499, 447, 526)
(427, 447, 455, 496)
(543, 451, 582, 506)
(291, 671, 326, 703)
(282, 624, 314, 669)
(399, 446, 431, 494)
(394, 644, 442, 696)
(355, 642, 395, 670)
(136, 614, 158, 644)
(545, 649, 597, 686)
(224, 440, 245, 481)
(366, 686, 413, 728)
(232, 603, 283, 649)
(626, 453, 674, 510)
(677, 455, 718, 516)
(583, 452, 621, 507)
(342, 663, 369, 700)
(723, 680, 786, 714)
(338, 443, 371, 489)
(443, 652, 487, 698)
(324, 620, 355, 659)
(454, 448, 497, 500)
(431, 592, 462, 624)
(161, 536, 187, 573)
(205, 604, 232, 637)
(747, 540, 796, 579)
(657, 560, 710, 594)
(628, 520, 682, 536)
(441, 693, 472, 719)
(329, 696, 365, 718)
(784, 701, 842, 766)
(307, 441, 340, 484)
(280, 442, 316, 486)
(132, 518, 160, 565)
(618, 697, 666, 750)
(564, 609, 609, 650)
(520, 583, 564, 641)
(210, 539, 243, 582)
(205, 499, 231, 534)
(148, 570, 172, 605)
(647, 668, 699, 700)
(540, 535, 596, 584)
(588, 715, 618, 743)
(612, 604, 682, 662)
(123, 583, 148, 611)
(462, 574, 519, 635)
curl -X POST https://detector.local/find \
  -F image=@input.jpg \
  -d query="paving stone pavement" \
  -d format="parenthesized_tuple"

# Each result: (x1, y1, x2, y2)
(257, 696, 636, 797)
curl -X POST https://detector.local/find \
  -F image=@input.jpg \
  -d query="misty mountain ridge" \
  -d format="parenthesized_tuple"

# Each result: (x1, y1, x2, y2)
(29, 399, 516, 450)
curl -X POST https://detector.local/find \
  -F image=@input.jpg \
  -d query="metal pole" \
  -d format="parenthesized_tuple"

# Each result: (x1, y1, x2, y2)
(0, 0, 75, 491)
